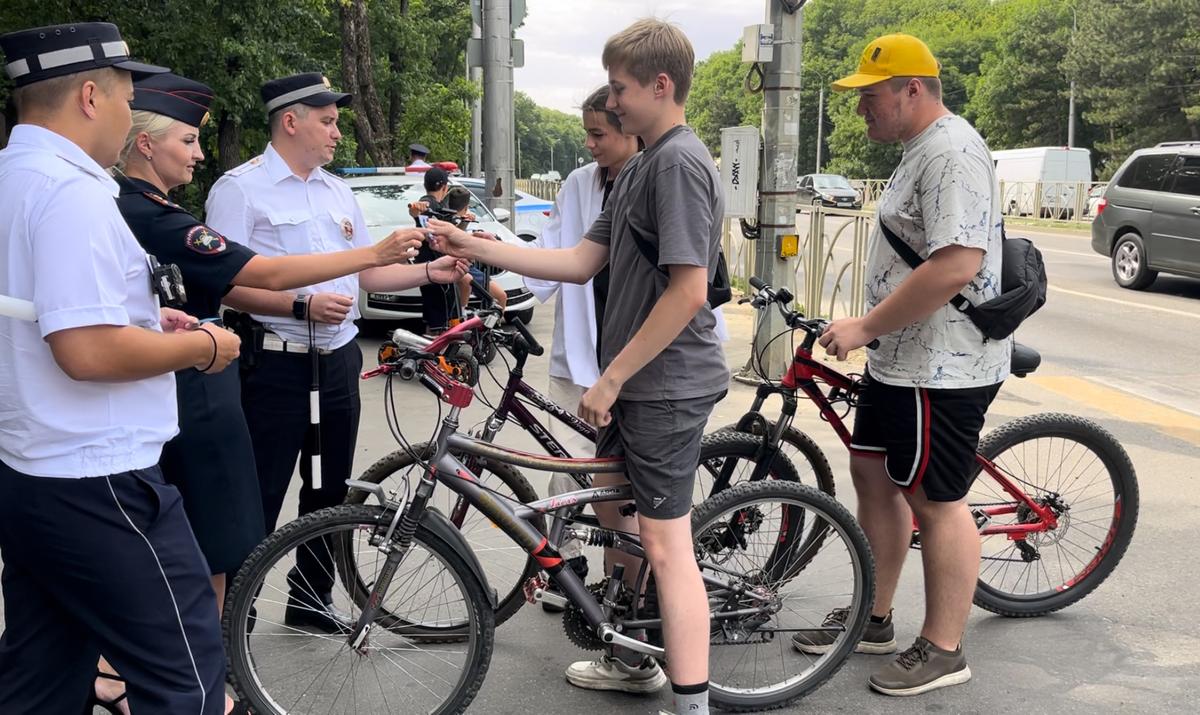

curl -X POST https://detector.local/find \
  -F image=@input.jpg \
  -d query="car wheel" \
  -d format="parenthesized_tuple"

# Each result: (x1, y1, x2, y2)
(507, 308, 534, 326)
(1111, 232, 1158, 290)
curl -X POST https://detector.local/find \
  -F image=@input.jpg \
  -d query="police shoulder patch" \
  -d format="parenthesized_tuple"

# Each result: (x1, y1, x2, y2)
(226, 155, 265, 177)
(185, 225, 228, 255)
(142, 191, 183, 211)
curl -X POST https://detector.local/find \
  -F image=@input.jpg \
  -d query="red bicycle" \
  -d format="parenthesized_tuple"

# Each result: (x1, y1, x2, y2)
(726, 277, 1139, 617)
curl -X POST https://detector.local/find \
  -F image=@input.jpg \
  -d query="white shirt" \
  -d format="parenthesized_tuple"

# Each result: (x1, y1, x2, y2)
(525, 162, 729, 389)
(0, 125, 177, 478)
(867, 114, 1011, 388)
(205, 143, 373, 349)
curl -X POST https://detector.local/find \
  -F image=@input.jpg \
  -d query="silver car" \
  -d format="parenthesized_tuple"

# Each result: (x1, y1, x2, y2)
(342, 171, 536, 323)
(1090, 142, 1200, 289)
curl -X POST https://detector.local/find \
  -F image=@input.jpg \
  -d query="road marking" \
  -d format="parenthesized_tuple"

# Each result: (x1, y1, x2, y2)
(1038, 246, 1104, 259)
(1030, 375, 1200, 443)
(1048, 285, 1200, 320)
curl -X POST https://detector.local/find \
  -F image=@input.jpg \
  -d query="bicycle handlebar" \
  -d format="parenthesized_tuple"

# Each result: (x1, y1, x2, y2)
(748, 277, 879, 351)
(509, 316, 544, 356)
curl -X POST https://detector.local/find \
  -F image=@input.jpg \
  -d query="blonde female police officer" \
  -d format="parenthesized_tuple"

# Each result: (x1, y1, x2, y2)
(0, 23, 239, 714)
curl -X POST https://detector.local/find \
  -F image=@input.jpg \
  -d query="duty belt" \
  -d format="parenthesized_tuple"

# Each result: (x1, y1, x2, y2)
(262, 334, 333, 356)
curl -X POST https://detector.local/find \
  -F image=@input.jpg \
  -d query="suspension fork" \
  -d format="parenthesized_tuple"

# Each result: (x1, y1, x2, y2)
(347, 409, 460, 647)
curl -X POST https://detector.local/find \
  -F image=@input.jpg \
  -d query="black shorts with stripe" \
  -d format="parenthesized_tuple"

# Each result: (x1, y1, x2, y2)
(850, 372, 1002, 501)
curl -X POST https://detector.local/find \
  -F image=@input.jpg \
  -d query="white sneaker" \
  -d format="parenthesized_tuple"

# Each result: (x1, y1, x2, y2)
(564, 655, 668, 693)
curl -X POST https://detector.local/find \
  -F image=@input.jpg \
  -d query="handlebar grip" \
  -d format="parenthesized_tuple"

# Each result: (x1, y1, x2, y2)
(468, 275, 495, 307)
(749, 276, 767, 291)
(510, 317, 544, 356)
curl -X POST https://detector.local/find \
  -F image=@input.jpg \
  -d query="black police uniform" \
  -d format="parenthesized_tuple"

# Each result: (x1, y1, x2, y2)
(0, 24, 228, 715)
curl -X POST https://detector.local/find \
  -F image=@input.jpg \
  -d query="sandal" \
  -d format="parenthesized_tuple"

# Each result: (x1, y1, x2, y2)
(87, 671, 129, 715)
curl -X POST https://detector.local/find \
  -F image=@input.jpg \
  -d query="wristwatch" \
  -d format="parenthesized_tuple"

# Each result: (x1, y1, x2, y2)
(292, 294, 308, 320)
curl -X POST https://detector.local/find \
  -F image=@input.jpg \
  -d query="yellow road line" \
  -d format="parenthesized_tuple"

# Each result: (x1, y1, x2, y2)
(1048, 285, 1200, 320)
(1030, 375, 1200, 442)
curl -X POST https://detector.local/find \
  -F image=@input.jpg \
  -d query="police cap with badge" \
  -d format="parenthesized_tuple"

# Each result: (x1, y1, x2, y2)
(133, 72, 214, 128)
(1, 21, 167, 87)
(261, 72, 350, 115)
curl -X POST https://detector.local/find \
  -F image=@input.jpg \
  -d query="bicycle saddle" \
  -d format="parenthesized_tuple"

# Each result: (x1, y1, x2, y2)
(1010, 342, 1041, 378)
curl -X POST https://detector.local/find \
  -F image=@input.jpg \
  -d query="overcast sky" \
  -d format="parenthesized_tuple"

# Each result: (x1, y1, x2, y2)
(513, 0, 766, 114)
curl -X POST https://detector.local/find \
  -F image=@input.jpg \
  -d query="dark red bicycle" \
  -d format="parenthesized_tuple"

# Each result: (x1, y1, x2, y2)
(727, 277, 1139, 617)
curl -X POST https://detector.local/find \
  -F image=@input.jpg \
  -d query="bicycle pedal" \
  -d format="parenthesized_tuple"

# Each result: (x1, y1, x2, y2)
(523, 574, 548, 604)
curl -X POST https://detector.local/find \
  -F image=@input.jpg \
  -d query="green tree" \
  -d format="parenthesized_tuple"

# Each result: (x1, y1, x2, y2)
(687, 43, 763, 157)
(514, 91, 586, 178)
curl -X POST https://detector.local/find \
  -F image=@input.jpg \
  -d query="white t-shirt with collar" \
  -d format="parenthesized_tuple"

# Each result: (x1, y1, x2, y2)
(205, 143, 373, 349)
(0, 125, 177, 478)
(866, 114, 1011, 389)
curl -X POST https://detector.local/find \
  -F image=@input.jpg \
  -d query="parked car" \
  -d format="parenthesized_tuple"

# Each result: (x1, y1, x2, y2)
(340, 169, 536, 323)
(1085, 182, 1106, 217)
(1091, 142, 1200, 289)
(457, 177, 553, 243)
(796, 173, 862, 209)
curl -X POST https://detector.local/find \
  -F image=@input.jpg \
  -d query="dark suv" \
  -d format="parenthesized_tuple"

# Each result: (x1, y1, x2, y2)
(1091, 142, 1200, 289)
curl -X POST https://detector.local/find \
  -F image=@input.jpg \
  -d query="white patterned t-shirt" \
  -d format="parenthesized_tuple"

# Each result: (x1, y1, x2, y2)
(864, 114, 1011, 389)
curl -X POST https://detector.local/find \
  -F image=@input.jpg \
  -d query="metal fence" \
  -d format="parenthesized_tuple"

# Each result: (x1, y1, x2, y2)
(854, 178, 1108, 224)
(723, 206, 874, 320)
(516, 178, 560, 201)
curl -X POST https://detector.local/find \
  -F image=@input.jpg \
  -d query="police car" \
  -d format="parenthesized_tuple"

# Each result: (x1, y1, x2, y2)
(455, 176, 554, 243)
(340, 168, 536, 324)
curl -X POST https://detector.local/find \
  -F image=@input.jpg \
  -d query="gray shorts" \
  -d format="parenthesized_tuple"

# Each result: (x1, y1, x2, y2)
(595, 391, 725, 520)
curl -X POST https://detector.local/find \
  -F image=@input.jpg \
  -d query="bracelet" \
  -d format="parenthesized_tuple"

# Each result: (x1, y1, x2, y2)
(425, 262, 432, 283)
(198, 328, 218, 372)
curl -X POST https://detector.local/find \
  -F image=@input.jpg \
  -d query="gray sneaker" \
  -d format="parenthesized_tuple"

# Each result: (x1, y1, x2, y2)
(565, 655, 667, 693)
(792, 607, 897, 655)
(868, 637, 972, 696)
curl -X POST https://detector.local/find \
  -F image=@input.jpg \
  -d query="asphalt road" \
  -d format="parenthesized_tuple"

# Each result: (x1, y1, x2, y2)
(6, 220, 1195, 713)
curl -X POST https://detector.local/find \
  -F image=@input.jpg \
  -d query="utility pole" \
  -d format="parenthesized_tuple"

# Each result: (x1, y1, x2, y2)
(752, 0, 804, 377)
(481, 0, 515, 218)
(814, 84, 824, 172)
(470, 21, 482, 175)
(1067, 9, 1077, 148)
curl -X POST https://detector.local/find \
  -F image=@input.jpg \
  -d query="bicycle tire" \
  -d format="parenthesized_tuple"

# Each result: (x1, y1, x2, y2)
(347, 444, 542, 627)
(969, 413, 1139, 617)
(689, 481, 874, 712)
(224, 504, 494, 714)
(717, 419, 837, 496)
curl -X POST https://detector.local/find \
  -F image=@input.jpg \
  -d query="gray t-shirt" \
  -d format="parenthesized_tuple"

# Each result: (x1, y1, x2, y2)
(585, 125, 729, 401)
(867, 114, 1011, 388)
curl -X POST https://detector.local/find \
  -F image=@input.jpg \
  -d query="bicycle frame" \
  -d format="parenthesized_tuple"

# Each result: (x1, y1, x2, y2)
(762, 328, 1060, 541)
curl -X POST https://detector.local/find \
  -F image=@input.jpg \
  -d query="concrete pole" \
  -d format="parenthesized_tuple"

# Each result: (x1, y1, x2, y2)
(752, 0, 804, 377)
(1067, 10, 1077, 148)
(482, 0, 515, 217)
(470, 21, 483, 175)
(815, 84, 824, 172)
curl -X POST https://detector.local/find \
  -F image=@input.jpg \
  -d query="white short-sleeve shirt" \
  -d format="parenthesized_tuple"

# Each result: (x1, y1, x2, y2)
(866, 114, 1011, 388)
(205, 143, 373, 349)
(0, 125, 178, 478)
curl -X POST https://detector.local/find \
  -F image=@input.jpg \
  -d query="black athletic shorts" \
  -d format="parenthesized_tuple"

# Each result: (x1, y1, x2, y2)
(849, 371, 1002, 501)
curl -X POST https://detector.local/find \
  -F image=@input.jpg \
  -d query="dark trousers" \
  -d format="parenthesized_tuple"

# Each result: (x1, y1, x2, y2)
(0, 462, 225, 714)
(241, 342, 362, 597)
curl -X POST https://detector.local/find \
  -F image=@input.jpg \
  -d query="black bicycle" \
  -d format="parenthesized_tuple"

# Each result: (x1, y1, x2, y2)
(347, 307, 803, 626)
(224, 320, 875, 713)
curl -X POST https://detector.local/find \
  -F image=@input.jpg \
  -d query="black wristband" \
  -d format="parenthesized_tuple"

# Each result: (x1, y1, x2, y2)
(292, 294, 308, 320)
(425, 262, 432, 283)
(199, 328, 218, 372)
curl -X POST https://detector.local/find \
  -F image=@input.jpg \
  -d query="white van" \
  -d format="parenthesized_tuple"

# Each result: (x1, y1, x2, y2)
(992, 147, 1092, 218)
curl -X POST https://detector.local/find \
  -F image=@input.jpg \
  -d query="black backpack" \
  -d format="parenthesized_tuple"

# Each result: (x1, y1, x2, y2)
(627, 222, 732, 309)
(879, 220, 1047, 340)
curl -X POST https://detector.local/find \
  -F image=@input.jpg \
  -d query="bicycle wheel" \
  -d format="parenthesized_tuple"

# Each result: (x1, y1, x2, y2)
(718, 419, 837, 496)
(969, 413, 1139, 617)
(696, 429, 802, 502)
(348, 444, 542, 627)
(224, 505, 494, 714)
(686, 481, 874, 711)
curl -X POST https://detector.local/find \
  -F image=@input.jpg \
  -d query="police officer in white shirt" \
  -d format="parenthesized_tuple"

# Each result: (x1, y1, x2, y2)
(205, 72, 466, 632)
(0, 22, 242, 715)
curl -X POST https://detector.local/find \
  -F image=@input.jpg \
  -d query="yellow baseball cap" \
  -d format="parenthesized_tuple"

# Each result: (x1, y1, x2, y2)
(832, 33, 940, 91)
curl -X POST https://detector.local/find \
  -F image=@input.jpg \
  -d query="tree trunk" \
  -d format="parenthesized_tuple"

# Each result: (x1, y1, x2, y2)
(340, 0, 394, 165)
(217, 110, 242, 172)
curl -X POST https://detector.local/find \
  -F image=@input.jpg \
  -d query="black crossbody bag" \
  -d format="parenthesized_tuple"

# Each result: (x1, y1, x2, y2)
(627, 221, 732, 309)
(879, 220, 1047, 340)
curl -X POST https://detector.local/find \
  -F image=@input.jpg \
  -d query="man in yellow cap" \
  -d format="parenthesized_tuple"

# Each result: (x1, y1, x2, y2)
(792, 33, 1010, 696)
